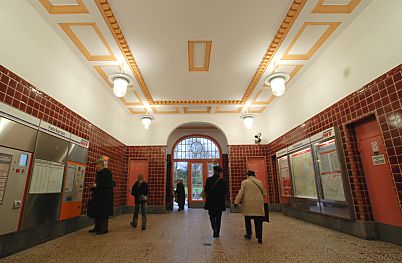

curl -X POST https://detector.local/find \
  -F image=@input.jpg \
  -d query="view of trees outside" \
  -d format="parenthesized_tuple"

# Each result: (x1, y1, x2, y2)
(191, 163, 203, 200)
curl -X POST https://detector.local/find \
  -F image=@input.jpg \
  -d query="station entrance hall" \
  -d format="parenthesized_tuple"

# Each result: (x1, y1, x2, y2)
(0, 0, 401, 262)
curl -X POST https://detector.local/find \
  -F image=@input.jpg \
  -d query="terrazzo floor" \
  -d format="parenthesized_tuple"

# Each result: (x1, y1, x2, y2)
(1, 210, 401, 263)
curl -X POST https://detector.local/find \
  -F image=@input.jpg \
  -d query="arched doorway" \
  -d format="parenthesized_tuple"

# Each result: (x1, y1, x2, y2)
(172, 135, 222, 208)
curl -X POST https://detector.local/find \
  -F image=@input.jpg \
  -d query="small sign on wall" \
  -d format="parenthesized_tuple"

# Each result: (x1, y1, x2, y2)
(372, 154, 386, 165)
(371, 141, 379, 153)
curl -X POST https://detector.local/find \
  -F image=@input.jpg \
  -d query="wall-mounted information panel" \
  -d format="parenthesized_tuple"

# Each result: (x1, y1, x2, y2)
(29, 159, 65, 194)
(277, 127, 355, 220)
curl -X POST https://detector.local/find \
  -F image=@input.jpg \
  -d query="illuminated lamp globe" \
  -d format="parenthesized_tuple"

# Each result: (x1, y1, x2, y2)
(241, 114, 254, 130)
(108, 73, 133, 98)
(264, 72, 290, 97)
(140, 115, 154, 130)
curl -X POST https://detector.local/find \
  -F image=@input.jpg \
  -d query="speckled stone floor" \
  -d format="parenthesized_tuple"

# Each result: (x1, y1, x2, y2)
(2, 210, 401, 263)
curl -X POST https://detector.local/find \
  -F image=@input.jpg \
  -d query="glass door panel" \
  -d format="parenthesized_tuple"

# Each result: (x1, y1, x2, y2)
(174, 162, 188, 203)
(190, 163, 203, 201)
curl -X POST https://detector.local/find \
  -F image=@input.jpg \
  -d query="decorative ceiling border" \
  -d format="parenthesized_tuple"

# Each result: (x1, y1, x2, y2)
(312, 0, 362, 14)
(95, 0, 154, 103)
(152, 107, 180, 114)
(39, 0, 89, 14)
(240, 0, 307, 103)
(281, 22, 341, 60)
(95, 0, 306, 106)
(215, 106, 242, 114)
(188, 41, 212, 72)
(183, 107, 212, 114)
(59, 22, 116, 61)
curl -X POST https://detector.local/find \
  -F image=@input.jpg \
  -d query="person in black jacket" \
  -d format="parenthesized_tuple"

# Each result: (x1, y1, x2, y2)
(89, 157, 114, 235)
(204, 165, 226, 238)
(174, 178, 186, 211)
(130, 174, 148, 230)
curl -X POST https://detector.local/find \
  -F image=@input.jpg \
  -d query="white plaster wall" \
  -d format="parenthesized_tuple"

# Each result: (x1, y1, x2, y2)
(124, 114, 267, 146)
(262, 0, 402, 142)
(166, 127, 229, 154)
(0, 0, 129, 143)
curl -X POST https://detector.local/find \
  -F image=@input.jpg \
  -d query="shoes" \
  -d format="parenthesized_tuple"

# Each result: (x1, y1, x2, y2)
(258, 239, 263, 244)
(213, 232, 219, 238)
(130, 222, 137, 228)
(142, 227, 146, 230)
(244, 235, 251, 240)
(178, 208, 181, 211)
(96, 230, 108, 235)
(88, 229, 97, 233)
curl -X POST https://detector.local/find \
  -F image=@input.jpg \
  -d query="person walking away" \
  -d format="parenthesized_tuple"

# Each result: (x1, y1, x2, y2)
(89, 157, 115, 235)
(234, 170, 267, 244)
(175, 178, 186, 211)
(130, 174, 148, 230)
(204, 166, 226, 238)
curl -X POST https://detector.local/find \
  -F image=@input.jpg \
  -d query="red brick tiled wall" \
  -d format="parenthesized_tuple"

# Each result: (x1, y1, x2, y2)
(0, 65, 128, 214)
(266, 64, 401, 221)
(127, 146, 167, 206)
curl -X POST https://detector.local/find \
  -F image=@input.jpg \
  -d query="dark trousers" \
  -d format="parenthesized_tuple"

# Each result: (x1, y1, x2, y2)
(94, 216, 109, 232)
(133, 203, 147, 228)
(209, 211, 222, 235)
(245, 216, 263, 239)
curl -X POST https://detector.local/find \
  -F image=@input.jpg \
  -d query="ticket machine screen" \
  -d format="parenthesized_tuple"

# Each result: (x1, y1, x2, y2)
(19, 154, 28, 167)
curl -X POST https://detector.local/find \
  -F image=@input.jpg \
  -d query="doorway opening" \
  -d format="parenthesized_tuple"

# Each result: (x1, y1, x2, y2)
(172, 136, 222, 210)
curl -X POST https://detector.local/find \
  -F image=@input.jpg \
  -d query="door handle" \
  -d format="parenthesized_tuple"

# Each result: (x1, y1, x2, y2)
(13, 200, 22, 209)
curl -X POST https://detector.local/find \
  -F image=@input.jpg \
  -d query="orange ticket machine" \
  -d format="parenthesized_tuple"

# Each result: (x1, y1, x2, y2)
(59, 161, 86, 220)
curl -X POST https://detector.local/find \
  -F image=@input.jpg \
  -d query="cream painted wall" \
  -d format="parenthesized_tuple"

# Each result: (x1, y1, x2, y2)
(166, 127, 229, 154)
(0, 0, 129, 143)
(262, 0, 402, 142)
(124, 114, 267, 146)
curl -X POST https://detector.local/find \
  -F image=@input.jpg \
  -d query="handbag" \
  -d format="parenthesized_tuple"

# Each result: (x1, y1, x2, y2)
(87, 198, 97, 218)
(140, 194, 147, 203)
(249, 179, 270, 222)
(201, 178, 221, 199)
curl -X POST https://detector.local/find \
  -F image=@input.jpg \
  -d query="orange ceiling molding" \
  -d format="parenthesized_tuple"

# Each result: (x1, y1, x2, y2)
(282, 22, 341, 60)
(152, 107, 180, 114)
(312, 0, 362, 14)
(94, 65, 114, 87)
(120, 96, 143, 107)
(215, 106, 242, 114)
(151, 100, 242, 105)
(95, 0, 154, 103)
(128, 108, 147, 114)
(240, 0, 307, 103)
(188, 41, 212, 72)
(39, 0, 89, 14)
(248, 106, 268, 113)
(59, 22, 116, 61)
(183, 107, 212, 114)
(252, 90, 276, 105)
(275, 64, 304, 82)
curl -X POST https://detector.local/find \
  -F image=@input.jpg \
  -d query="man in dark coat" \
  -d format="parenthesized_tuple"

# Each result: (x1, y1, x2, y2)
(130, 174, 148, 230)
(89, 157, 114, 235)
(175, 179, 186, 211)
(204, 165, 226, 238)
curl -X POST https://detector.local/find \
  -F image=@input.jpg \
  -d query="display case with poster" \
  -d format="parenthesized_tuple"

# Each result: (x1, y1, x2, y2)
(276, 148, 292, 204)
(311, 127, 354, 219)
(288, 138, 321, 213)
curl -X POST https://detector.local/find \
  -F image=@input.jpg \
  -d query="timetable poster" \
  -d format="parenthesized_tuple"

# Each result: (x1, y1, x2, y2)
(0, 153, 12, 204)
(316, 140, 346, 201)
(290, 148, 317, 199)
(29, 159, 65, 194)
(278, 156, 292, 197)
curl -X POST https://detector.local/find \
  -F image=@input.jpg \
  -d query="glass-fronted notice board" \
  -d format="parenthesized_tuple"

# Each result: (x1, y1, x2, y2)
(289, 147, 317, 199)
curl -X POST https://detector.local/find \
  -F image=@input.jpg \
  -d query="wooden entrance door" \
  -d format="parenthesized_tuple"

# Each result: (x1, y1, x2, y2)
(247, 157, 269, 202)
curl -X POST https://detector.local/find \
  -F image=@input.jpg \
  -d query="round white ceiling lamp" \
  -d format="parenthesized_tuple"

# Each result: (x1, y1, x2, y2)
(108, 73, 133, 98)
(241, 114, 254, 130)
(264, 72, 290, 97)
(140, 115, 154, 130)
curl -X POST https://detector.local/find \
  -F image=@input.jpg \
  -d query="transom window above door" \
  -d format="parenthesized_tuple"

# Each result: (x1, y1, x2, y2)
(174, 137, 220, 160)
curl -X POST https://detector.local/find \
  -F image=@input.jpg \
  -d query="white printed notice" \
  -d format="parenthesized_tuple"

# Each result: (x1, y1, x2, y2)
(316, 140, 346, 202)
(29, 159, 65, 194)
(0, 153, 12, 204)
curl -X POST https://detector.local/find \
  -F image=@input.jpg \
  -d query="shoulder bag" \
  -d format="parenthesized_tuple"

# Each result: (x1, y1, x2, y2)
(201, 178, 221, 199)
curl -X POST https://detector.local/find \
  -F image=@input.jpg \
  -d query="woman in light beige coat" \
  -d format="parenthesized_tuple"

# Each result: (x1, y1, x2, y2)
(234, 170, 267, 244)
